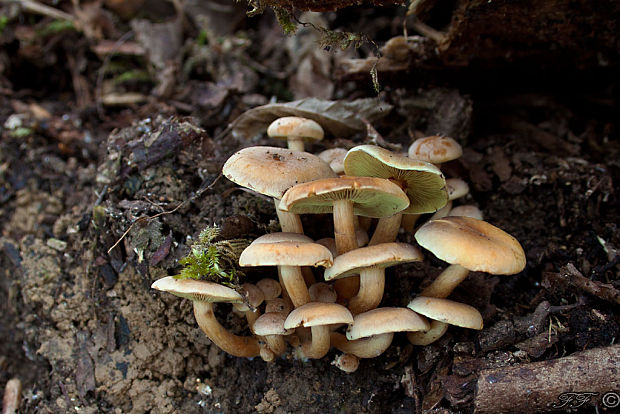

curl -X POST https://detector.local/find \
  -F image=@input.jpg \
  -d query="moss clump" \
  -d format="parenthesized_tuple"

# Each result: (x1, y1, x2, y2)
(176, 226, 250, 288)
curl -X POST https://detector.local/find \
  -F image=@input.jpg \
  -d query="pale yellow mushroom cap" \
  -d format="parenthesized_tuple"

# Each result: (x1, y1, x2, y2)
(239, 237, 333, 268)
(346, 307, 430, 340)
(408, 135, 463, 163)
(279, 175, 410, 218)
(446, 178, 469, 201)
(415, 216, 526, 275)
(343, 145, 448, 214)
(407, 296, 483, 330)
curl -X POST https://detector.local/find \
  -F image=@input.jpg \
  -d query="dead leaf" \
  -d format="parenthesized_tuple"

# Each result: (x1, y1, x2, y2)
(230, 98, 393, 139)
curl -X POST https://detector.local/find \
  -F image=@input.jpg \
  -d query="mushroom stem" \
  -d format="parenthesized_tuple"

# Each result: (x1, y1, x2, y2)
(265, 334, 288, 355)
(369, 212, 403, 245)
(332, 199, 360, 300)
(280, 265, 311, 308)
(348, 267, 385, 315)
(286, 137, 305, 152)
(420, 264, 470, 298)
(302, 325, 330, 359)
(192, 301, 260, 358)
(330, 332, 394, 358)
(400, 213, 420, 233)
(407, 320, 448, 345)
(274, 199, 303, 233)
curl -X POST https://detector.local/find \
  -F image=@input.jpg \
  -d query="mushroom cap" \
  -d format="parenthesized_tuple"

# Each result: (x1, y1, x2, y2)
(279, 176, 410, 218)
(415, 216, 526, 275)
(407, 296, 483, 330)
(408, 136, 463, 163)
(308, 282, 338, 303)
(267, 117, 324, 142)
(222, 146, 337, 199)
(265, 298, 293, 314)
(252, 232, 314, 244)
(151, 276, 243, 303)
(253, 312, 294, 336)
(446, 178, 469, 200)
(343, 145, 448, 214)
(318, 148, 348, 174)
(324, 243, 423, 281)
(239, 237, 333, 268)
(449, 205, 483, 220)
(256, 278, 282, 301)
(284, 302, 353, 329)
(234, 283, 265, 311)
(346, 307, 430, 340)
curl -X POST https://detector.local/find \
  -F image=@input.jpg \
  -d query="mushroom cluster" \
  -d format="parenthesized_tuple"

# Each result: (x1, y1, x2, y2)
(152, 117, 526, 372)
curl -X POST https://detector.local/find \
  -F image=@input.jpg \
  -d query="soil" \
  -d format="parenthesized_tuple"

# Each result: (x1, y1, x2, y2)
(0, 2, 619, 414)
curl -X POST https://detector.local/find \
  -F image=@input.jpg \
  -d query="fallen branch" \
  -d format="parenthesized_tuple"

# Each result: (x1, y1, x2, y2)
(543, 263, 620, 306)
(474, 345, 620, 413)
(2, 378, 22, 414)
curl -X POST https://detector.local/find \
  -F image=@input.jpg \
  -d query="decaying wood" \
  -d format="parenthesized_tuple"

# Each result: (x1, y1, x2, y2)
(262, 0, 405, 12)
(474, 345, 620, 414)
(543, 263, 620, 306)
(2, 378, 22, 414)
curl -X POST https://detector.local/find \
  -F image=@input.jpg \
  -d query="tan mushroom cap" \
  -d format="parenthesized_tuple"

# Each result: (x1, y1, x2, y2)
(408, 136, 463, 164)
(415, 216, 526, 275)
(284, 302, 353, 329)
(407, 296, 483, 330)
(234, 283, 265, 311)
(324, 243, 423, 281)
(346, 307, 430, 340)
(318, 148, 348, 174)
(279, 176, 410, 218)
(239, 239, 333, 268)
(343, 145, 448, 214)
(446, 178, 469, 200)
(308, 282, 338, 303)
(253, 312, 294, 336)
(222, 146, 337, 199)
(251, 232, 314, 244)
(267, 117, 324, 143)
(449, 205, 483, 220)
(151, 276, 243, 303)
(256, 278, 282, 301)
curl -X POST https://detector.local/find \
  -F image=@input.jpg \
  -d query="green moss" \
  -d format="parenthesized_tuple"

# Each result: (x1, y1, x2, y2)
(274, 7, 297, 35)
(36, 20, 76, 38)
(112, 69, 153, 85)
(176, 226, 250, 288)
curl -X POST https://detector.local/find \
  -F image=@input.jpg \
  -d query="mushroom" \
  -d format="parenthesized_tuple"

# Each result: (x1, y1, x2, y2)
(284, 302, 353, 359)
(239, 232, 333, 308)
(343, 145, 448, 245)
(232, 283, 264, 332)
(318, 147, 348, 175)
(151, 277, 260, 357)
(330, 307, 429, 358)
(308, 282, 338, 303)
(406, 296, 483, 345)
(407, 135, 463, 166)
(256, 278, 282, 301)
(332, 353, 360, 373)
(223, 146, 336, 233)
(267, 116, 324, 152)
(253, 312, 294, 356)
(280, 175, 409, 299)
(324, 243, 423, 314)
(448, 204, 483, 220)
(415, 216, 526, 299)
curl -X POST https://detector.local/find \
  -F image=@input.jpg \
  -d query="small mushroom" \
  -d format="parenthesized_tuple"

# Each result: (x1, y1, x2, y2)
(407, 296, 483, 345)
(415, 216, 526, 299)
(407, 135, 463, 166)
(331, 307, 429, 358)
(232, 283, 265, 332)
(332, 353, 360, 373)
(324, 243, 423, 314)
(284, 302, 353, 359)
(239, 233, 333, 308)
(151, 277, 260, 357)
(318, 147, 348, 175)
(253, 312, 294, 356)
(267, 116, 324, 152)
(448, 204, 483, 220)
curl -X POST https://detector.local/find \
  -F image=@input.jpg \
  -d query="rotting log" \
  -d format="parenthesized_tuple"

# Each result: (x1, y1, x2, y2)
(474, 345, 620, 414)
